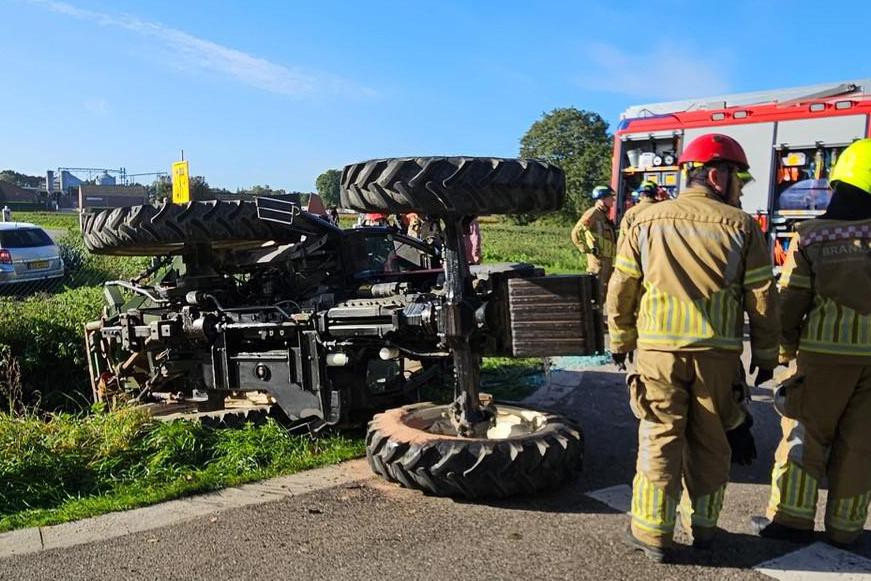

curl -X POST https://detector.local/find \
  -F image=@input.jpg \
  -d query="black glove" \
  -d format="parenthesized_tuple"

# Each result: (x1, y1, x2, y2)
(612, 352, 627, 371)
(750, 363, 774, 387)
(591, 247, 600, 257)
(726, 414, 757, 466)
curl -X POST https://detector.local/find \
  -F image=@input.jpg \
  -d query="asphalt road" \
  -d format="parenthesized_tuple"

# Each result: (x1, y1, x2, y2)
(1, 357, 869, 580)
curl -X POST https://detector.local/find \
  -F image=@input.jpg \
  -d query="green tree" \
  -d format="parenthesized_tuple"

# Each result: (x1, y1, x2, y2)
(0, 170, 42, 188)
(315, 169, 341, 207)
(190, 176, 214, 200)
(520, 108, 613, 219)
(149, 178, 172, 202)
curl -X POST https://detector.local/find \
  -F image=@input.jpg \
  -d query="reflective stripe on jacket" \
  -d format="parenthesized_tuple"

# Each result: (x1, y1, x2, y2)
(571, 204, 616, 259)
(607, 186, 780, 367)
(779, 218, 871, 361)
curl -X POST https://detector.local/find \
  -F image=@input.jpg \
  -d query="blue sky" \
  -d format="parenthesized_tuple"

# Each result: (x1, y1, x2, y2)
(3, 0, 870, 192)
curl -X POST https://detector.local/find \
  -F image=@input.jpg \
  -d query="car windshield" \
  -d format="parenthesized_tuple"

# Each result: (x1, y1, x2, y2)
(0, 228, 54, 248)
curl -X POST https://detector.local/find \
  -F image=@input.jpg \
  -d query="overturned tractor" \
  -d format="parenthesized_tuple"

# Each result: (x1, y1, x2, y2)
(82, 157, 603, 498)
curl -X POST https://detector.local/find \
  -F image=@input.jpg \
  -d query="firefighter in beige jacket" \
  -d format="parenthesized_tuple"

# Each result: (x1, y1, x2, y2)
(753, 138, 871, 547)
(571, 185, 617, 303)
(607, 134, 780, 561)
(617, 180, 660, 247)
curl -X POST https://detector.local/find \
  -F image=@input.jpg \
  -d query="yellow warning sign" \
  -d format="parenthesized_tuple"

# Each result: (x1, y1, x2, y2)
(171, 161, 190, 204)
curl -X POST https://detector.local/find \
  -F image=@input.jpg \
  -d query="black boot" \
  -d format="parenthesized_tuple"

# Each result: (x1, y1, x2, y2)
(624, 530, 669, 563)
(750, 516, 814, 543)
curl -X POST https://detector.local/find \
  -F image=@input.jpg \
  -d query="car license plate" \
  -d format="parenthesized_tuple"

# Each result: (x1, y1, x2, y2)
(29, 260, 49, 270)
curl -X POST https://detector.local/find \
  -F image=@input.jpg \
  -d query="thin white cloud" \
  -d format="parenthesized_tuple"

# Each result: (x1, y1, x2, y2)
(576, 42, 731, 100)
(30, 0, 374, 98)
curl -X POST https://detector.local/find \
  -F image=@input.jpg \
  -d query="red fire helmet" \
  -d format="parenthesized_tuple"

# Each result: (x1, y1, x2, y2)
(678, 133, 750, 171)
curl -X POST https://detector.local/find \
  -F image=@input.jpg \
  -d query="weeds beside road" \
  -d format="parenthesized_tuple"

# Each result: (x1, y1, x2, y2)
(0, 409, 363, 532)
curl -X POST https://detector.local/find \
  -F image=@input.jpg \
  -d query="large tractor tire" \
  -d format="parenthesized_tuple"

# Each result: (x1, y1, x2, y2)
(341, 157, 565, 217)
(366, 402, 583, 498)
(81, 200, 310, 256)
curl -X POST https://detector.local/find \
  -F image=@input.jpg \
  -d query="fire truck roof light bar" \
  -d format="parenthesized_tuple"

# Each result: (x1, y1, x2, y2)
(809, 103, 827, 112)
(834, 100, 854, 110)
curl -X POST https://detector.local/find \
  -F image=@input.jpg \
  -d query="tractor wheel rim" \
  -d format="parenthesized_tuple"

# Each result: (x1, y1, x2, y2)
(404, 404, 548, 439)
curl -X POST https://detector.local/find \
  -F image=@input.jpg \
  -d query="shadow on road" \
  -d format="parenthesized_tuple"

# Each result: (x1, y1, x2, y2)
(528, 367, 804, 490)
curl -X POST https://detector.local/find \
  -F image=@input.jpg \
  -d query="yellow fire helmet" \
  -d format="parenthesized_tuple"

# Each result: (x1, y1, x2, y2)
(830, 138, 871, 195)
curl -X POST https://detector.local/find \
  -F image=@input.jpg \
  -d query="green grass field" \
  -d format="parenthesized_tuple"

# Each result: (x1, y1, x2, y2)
(480, 219, 585, 273)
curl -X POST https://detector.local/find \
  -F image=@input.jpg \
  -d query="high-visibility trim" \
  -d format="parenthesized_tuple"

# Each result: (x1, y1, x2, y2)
(637, 335, 742, 350)
(631, 473, 677, 535)
(779, 271, 811, 290)
(609, 327, 638, 346)
(615, 255, 641, 277)
(798, 295, 871, 357)
(680, 486, 727, 529)
(744, 265, 774, 286)
(609, 327, 638, 340)
(768, 461, 818, 522)
(826, 491, 871, 533)
(634, 282, 744, 350)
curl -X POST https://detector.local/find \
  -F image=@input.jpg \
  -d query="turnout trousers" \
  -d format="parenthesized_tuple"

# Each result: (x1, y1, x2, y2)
(586, 255, 613, 306)
(766, 354, 871, 545)
(629, 349, 743, 548)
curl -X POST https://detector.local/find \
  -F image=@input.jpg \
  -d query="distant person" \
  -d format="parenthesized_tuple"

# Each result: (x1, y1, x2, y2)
(571, 186, 617, 304)
(327, 206, 339, 226)
(407, 213, 422, 238)
(464, 217, 482, 265)
(408, 213, 443, 249)
(1, 206, 11, 222)
(356, 212, 389, 227)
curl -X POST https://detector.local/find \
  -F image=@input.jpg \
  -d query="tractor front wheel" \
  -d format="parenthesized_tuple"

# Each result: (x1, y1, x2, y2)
(366, 402, 583, 498)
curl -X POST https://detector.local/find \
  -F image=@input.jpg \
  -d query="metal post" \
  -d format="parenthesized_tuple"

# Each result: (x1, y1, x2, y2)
(443, 218, 490, 437)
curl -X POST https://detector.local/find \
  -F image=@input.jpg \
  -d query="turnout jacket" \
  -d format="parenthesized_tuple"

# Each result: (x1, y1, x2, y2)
(571, 204, 616, 259)
(779, 217, 871, 363)
(618, 197, 656, 246)
(607, 186, 780, 368)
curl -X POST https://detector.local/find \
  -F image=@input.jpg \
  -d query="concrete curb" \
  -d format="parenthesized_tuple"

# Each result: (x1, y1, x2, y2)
(0, 458, 372, 560)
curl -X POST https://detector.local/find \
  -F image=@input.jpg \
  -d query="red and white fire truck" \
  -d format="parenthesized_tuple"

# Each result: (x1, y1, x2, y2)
(611, 79, 871, 267)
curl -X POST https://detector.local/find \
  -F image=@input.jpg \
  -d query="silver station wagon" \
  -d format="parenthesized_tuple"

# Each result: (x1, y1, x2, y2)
(0, 222, 65, 289)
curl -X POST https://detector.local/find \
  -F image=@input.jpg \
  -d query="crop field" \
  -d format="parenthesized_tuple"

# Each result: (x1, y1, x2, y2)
(0, 211, 585, 530)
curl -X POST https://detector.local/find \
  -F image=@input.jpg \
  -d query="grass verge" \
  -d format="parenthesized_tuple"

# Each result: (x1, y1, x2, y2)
(0, 409, 364, 532)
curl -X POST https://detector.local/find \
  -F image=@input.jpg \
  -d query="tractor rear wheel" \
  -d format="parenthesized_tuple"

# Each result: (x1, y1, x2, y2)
(341, 157, 565, 217)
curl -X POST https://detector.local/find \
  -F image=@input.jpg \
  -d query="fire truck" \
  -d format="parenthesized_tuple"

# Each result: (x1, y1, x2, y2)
(611, 79, 871, 267)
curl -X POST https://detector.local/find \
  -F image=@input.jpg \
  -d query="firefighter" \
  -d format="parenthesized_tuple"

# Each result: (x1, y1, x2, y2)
(607, 133, 780, 561)
(752, 138, 871, 547)
(618, 180, 659, 245)
(571, 185, 617, 303)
